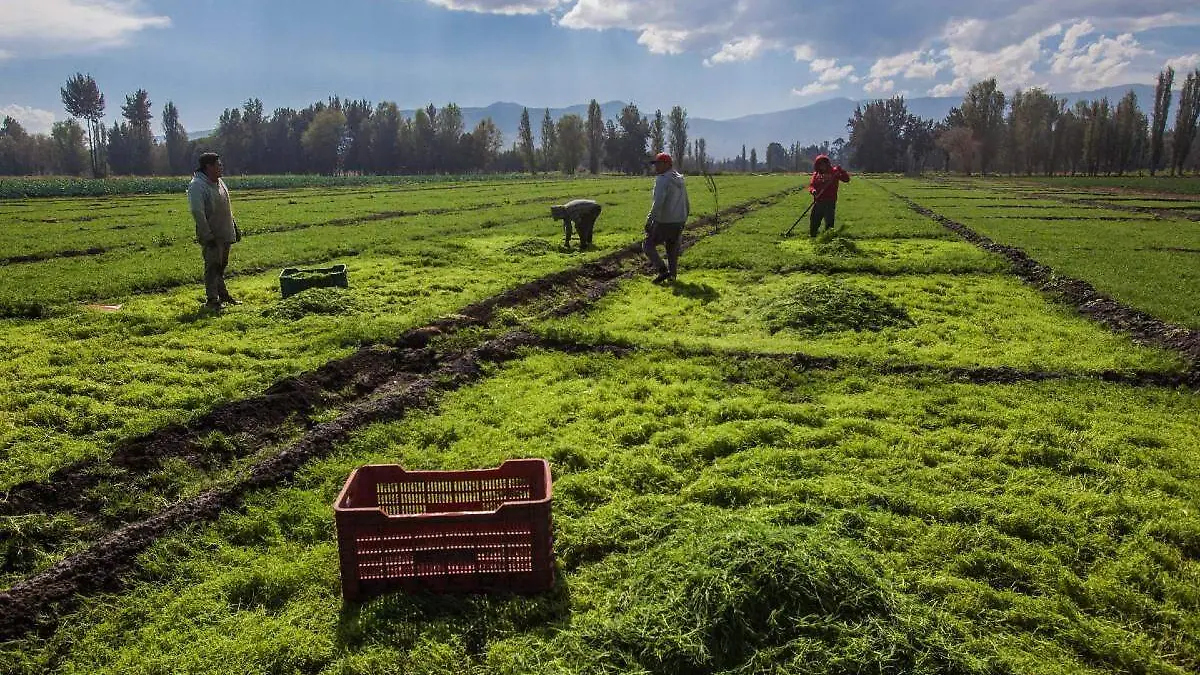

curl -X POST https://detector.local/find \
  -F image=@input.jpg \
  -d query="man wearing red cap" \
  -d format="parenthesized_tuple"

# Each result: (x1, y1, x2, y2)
(808, 155, 851, 237)
(643, 152, 690, 284)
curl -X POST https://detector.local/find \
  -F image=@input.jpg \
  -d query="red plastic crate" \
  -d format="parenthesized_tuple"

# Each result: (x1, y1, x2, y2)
(333, 459, 554, 601)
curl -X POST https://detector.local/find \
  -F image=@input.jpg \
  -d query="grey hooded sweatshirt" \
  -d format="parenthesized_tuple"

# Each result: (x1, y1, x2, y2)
(188, 172, 237, 245)
(648, 170, 690, 224)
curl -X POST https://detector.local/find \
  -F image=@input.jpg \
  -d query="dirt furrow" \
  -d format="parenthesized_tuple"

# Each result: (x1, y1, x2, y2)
(882, 186, 1200, 365)
(1044, 196, 1200, 222)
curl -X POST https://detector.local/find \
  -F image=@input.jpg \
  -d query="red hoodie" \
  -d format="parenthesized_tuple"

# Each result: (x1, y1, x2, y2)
(808, 155, 850, 202)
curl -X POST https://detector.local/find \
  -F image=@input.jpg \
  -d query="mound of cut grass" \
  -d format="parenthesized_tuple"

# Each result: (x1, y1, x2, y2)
(504, 237, 556, 256)
(762, 280, 911, 334)
(263, 287, 359, 320)
(813, 236, 862, 257)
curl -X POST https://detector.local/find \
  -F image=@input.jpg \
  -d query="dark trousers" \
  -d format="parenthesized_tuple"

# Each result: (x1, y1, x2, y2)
(564, 207, 601, 248)
(201, 242, 232, 303)
(810, 201, 837, 237)
(643, 222, 684, 277)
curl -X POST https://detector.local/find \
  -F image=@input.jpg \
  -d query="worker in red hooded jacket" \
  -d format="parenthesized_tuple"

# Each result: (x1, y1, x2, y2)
(808, 155, 851, 237)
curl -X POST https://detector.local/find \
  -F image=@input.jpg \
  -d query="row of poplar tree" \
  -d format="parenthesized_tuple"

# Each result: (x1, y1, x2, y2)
(844, 68, 1200, 176)
(0, 72, 713, 177)
(5, 70, 1199, 178)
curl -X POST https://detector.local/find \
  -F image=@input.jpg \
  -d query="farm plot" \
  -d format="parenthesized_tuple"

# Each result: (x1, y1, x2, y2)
(0, 176, 794, 482)
(0, 175, 798, 588)
(874, 177, 1200, 329)
(2, 176, 1197, 674)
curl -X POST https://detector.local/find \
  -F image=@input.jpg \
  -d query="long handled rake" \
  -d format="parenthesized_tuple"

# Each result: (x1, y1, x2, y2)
(783, 180, 834, 237)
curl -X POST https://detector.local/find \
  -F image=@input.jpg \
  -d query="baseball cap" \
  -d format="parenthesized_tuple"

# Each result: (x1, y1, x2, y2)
(647, 152, 672, 164)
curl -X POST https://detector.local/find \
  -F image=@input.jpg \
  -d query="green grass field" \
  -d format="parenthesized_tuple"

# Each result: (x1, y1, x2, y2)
(874, 178, 1200, 328)
(1, 174, 1197, 674)
(982, 175, 1200, 196)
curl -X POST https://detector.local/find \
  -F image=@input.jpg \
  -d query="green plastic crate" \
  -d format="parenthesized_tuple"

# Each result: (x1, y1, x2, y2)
(279, 264, 348, 298)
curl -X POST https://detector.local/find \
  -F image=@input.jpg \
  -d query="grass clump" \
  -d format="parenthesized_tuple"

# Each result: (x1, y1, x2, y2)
(263, 287, 359, 320)
(503, 237, 556, 256)
(813, 236, 862, 257)
(761, 279, 911, 334)
(813, 226, 862, 257)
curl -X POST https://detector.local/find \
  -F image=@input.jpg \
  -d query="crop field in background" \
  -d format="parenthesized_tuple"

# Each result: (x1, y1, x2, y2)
(1, 174, 1198, 674)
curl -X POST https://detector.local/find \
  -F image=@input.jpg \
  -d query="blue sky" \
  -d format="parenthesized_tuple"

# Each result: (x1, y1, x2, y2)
(1, 0, 1198, 134)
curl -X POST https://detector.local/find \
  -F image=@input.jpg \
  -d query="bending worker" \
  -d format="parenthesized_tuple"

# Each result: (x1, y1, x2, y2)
(550, 199, 602, 250)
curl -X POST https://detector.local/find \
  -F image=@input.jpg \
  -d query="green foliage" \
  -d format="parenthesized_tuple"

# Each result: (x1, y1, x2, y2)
(503, 238, 555, 256)
(264, 287, 359, 320)
(6, 352, 1197, 674)
(3, 175, 1199, 674)
(760, 279, 912, 334)
(884, 177, 1200, 327)
(0, 173, 540, 199)
(812, 227, 862, 257)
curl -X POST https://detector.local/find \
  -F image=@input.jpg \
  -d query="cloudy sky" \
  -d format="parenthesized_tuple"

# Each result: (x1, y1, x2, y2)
(1, 0, 1198, 134)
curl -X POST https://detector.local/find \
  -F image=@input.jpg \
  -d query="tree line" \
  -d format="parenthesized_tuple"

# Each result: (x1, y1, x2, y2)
(1, 72, 719, 178)
(844, 69, 1200, 176)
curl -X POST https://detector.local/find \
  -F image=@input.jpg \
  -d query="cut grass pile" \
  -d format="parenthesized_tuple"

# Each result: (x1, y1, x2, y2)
(264, 287, 360, 320)
(503, 237, 557, 256)
(760, 279, 912, 334)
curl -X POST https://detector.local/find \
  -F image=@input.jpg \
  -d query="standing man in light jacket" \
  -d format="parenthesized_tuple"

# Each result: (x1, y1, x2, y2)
(643, 152, 690, 284)
(188, 152, 242, 311)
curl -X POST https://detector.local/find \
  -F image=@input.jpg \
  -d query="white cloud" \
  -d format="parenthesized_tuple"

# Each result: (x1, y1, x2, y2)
(417, 0, 1199, 98)
(864, 78, 895, 94)
(0, 0, 170, 58)
(1051, 23, 1150, 89)
(1105, 11, 1200, 33)
(0, 105, 57, 134)
(425, 0, 563, 14)
(928, 20, 1062, 96)
(1165, 53, 1200, 72)
(794, 57, 856, 97)
(867, 49, 944, 81)
(793, 82, 839, 97)
(868, 50, 919, 79)
(792, 43, 816, 62)
(1058, 20, 1094, 54)
(635, 26, 693, 55)
(704, 35, 780, 66)
(904, 59, 942, 79)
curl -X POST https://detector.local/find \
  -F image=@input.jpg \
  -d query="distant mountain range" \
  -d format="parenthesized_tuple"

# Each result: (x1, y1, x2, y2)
(185, 84, 1171, 161)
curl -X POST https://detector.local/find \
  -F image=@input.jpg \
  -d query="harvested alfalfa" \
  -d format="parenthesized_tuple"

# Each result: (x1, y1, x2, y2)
(264, 287, 359, 320)
(761, 280, 911, 334)
(504, 238, 556, 256)
(813, 236, 861, 257)
(813, 227, 862, 257)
